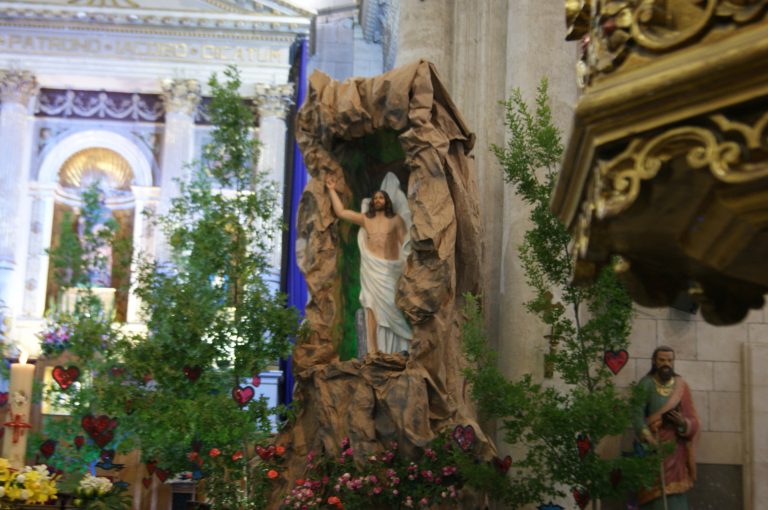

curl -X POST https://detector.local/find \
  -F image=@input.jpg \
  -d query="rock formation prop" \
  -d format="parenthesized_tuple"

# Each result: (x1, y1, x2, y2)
(272, 60, 493, 507)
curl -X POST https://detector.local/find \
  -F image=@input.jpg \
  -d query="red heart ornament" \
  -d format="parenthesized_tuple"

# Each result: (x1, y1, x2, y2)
(604, 350, 629, 375)
(52, 365, 80, 390)
(251, 375, 261, 387)
(0, 392, 8, 407)
(40, 439, 57, 459)
(572, 487, 590, 509)
(452, 424, 475, 451)
(145, 460, 157, 475)
(74, 435, 85, 450)
(155, 468, 169, 482)
(232, 385, 255, 407)
(183, 366, 202, 382)
(142, 477, 152, 489)
(576, 434, 591, 459)
(94, 431, 114, 448)
(110, 366, 126, 379)
(256, 445, 275, 461)
(492, 455, 512, 474)
(81, 414, 117, 448)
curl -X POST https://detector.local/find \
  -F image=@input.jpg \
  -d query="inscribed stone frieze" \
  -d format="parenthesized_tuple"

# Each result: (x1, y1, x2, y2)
(0, 29, 288, 66)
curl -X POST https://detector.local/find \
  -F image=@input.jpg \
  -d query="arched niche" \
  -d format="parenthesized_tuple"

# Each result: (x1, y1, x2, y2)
(34, 131, 153, 322)
(38, 130, 153, 187)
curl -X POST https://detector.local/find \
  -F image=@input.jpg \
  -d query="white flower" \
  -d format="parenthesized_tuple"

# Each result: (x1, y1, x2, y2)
(19, 489, 31, 500)
(79, 474, 113, 495)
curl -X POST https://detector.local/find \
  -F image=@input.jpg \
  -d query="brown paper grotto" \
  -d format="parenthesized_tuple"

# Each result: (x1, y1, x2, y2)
(270, 60, 496, 507)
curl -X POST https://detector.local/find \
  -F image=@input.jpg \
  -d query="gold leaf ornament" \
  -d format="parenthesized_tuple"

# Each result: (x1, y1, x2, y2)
(566, 0, 593, 40)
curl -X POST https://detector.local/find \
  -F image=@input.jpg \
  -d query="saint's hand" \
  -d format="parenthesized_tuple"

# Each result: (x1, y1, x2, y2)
(667, 410, 686, 429)
(325, 174, 338, 191)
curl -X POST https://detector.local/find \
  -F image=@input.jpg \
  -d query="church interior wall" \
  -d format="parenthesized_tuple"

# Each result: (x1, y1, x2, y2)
(391, 0, 767, 507)
(1, 0, 766, 507)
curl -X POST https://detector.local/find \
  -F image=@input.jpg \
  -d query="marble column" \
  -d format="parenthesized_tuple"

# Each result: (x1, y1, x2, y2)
(22, 183, 56, 319)
(394, 0, 455, 90)
(127, 185, 161, 323)
(0, 70, 39, 314)
(253, 83, 293, 290)
(156, 78, 201, 263)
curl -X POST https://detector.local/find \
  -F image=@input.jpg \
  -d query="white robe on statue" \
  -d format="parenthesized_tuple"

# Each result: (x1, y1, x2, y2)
(358, 172, 413, 353)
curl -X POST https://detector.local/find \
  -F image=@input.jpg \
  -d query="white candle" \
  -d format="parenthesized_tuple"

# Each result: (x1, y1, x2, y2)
(2, 351, 35, 468)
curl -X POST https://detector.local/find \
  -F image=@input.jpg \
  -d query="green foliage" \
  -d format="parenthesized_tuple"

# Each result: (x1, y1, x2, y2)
(49, 184, 121, 292)
(39, 66, 299, 510)
(458, 79, 660, 507)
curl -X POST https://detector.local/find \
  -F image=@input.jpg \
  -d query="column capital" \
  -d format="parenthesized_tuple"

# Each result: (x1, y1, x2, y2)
(253, 83, 294, 120)
(0, 70, 39, 107)
(160, 78, 201, 116)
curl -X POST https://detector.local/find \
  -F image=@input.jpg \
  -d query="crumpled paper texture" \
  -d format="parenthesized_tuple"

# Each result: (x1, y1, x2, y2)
(272, 61, 491, 508)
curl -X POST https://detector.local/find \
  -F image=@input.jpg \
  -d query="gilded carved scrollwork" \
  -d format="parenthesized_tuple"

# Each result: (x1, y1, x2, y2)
(560, 0, 768, 323)
(592, 111, 768, 219)
(571, 0, 768, 84)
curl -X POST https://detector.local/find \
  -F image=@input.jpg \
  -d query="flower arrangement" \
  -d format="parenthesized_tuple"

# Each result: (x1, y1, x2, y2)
(280, 431, 488, 510)
(72, 473, 130, 510)
(37, 315, 72, 356)
(190, 442, 288, 509)
(0, 458, 58, 507)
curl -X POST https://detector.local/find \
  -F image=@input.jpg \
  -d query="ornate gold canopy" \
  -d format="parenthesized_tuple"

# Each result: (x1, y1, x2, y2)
(553, 1, 768, 324)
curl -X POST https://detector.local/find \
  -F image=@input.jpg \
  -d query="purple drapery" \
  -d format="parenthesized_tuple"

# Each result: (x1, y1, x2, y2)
(281, 37, 309, 405)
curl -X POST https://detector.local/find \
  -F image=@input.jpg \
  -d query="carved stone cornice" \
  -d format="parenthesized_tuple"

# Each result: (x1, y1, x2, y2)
(0, 70, 39, 106)
(253, 83, 294, 119)
(0, 2, 311, 36)
(160, 79, 202, 116)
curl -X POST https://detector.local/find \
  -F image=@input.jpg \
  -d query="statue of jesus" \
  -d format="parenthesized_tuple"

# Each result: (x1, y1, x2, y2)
(326, 172, 413, 355)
